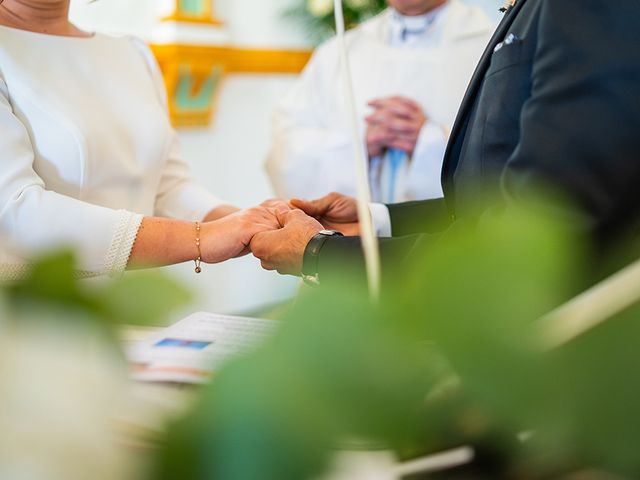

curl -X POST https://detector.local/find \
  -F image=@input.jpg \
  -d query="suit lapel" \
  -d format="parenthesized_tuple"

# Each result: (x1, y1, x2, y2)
(441, 0, 529, 185)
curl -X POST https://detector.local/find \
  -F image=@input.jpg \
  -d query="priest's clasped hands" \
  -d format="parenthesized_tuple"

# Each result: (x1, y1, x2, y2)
(249, 192, 360, 275)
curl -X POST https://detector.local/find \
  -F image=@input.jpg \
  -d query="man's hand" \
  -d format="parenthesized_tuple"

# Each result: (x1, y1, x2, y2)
(201, 206, 281, 263)
(251, 209, 323, 275)
(290, 192, 360, 236)
(260, 198, 294, 215)
(366, 96, 427, 156)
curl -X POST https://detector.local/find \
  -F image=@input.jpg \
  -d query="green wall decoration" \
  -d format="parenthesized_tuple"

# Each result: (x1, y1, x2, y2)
(150, 44, 311, 127)
(164, 0, 222, 25)
(178, 0, 209, 16)
(175, 64, 223, 113)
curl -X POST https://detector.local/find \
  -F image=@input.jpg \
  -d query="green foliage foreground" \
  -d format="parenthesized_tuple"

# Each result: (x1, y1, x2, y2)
(0, 254, 192, 480)
(4, 200, 640, 479)
(156, 204, 640, 479)
(2, 252, 191, 331)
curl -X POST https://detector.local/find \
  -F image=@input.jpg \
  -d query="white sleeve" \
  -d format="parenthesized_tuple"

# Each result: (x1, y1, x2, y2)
(368, 202, 392, 237)
(408, 121, 449, 199)
(413, 121, 449, 167)
(0, 79, 143, 277)
(155, 129, 225, 221)
(130, 37, 225, 221)
(265, 43, 356, 200)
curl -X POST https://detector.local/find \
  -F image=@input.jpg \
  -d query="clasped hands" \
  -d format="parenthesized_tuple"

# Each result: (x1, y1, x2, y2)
(366, 96, 427, 157)
(203, 192, 358, 275)
(251, 192, 361, 275)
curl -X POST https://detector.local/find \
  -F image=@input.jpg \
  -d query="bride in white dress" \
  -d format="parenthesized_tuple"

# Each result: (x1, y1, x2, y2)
(0, 0, 282, 279)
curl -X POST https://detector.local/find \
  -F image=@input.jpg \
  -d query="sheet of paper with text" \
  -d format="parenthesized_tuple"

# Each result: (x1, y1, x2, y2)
(127, 312, 277, 384)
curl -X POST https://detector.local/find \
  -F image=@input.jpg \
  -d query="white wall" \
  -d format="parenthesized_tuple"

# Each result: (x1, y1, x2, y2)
(466, 0, 503, 22)
(216, 0, 311, 48)
(70, 0, 311, 47)
(70, 0, 502, 47)
(69, 0, 164, 38)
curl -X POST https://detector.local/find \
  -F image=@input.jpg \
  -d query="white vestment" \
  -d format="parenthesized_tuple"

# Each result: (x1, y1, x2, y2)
(0, 27, 223, 278)
(266, 0, 495, 202)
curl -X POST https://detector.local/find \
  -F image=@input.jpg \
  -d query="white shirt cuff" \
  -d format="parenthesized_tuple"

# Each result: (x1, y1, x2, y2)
(368, 202, 392, 237)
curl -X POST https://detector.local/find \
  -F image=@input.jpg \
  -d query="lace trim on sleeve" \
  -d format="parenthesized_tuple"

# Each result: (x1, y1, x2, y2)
(103, 211, 144, 276)
(0, 212, 143, 282)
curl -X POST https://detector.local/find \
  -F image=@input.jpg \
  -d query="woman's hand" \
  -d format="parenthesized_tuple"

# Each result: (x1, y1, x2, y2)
(200, 206, 284, 263)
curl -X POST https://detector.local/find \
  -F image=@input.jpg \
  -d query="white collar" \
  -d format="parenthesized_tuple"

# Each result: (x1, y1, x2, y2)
(387, 2, 451, 45)
(390, 6, 441, 30)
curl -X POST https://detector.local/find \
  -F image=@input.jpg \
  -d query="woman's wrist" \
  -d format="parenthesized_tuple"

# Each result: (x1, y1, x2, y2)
(128, 217, 202, 269)
(199, 215, 253, 265)
(203, 204, 240, 222)
(197, 220, 222, 264)
(127, 210, 258, 270)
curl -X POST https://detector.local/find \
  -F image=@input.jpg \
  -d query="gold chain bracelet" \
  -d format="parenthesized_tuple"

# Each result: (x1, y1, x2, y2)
(194, 221, 202, 273)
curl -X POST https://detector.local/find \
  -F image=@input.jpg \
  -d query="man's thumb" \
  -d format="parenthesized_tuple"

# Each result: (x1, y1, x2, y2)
(290, 198, 321, 217)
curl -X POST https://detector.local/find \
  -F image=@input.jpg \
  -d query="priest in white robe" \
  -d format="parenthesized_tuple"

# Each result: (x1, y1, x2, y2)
(266, 0, 495, 203)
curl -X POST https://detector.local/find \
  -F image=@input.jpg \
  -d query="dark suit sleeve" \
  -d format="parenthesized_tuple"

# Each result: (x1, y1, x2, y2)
(316, 233, 440, 286)
(502, 0, 640, 245)
(315, 198, 451, 282)
(313, 195, 451, 283)
(387, 198, 451, 237)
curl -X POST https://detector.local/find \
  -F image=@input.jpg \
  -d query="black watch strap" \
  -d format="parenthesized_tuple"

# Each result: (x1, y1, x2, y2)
(302, 230, 344, 286)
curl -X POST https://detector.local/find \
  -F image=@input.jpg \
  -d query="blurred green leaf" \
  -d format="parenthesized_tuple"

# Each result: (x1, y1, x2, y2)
(100, 271, 191, 326)
(158, 281, 451, 480)
(397, 204, 582, 429)
(9, 251, 84, 304)
(3, 250, 191, 331)
(547, 302, 640, 475)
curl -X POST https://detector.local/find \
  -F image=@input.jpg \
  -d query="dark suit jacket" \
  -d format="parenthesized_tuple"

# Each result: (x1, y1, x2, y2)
(317, 0, 640, 280)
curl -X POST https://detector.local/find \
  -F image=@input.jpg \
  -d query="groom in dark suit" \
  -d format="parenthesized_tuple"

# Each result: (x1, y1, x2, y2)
(251, 0, 640, 282)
